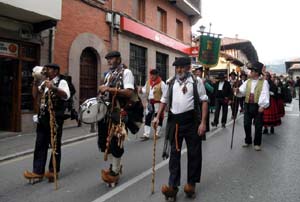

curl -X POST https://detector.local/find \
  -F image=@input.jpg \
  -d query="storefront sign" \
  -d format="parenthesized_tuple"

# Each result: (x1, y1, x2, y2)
(0, 41, 18, 57)
(121, 17, 191, 55)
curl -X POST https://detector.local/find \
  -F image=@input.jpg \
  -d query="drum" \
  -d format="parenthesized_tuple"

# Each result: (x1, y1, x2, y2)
(79, 97, 108, 124)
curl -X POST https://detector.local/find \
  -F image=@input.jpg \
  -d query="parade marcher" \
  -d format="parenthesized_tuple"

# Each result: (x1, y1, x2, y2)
(229, 71, 239, 119)
(262, 72, 281, 134)
(193, 65, 213, 140)
(153, 57, 208, 200)
(274, 76, 285, 117)
(211, 72, 232, 128)
(238, 72, 247, 113)
(24, 63, 70, 183)
(235, 61, 270, 151)
(98, 51, 139, 186)
(139, 69, 167, 140)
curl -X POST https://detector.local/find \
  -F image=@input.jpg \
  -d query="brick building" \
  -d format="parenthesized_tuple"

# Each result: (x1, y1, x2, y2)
(55, 0, 201, 109)
(0, 0, 61, 132)
(0, 0, 201, 133)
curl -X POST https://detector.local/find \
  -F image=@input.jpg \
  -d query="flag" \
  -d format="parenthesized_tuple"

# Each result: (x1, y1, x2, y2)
(198, 35, 221, 67)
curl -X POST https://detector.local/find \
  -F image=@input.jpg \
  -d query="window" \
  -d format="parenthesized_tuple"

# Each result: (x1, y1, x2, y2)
(157, 7, 167, 33)
(133, 0, 145, 22)
(156, 52, 168, 81)
(176, 19, 183, 40)
(129, 44, 147, 86)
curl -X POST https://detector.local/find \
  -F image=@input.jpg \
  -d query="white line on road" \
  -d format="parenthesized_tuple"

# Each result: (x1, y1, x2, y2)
(92, 115, 243, 202)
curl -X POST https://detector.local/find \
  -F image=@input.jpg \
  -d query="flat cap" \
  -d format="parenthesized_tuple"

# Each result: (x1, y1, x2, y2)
(172, 57, 191, 67)
(44, 63, 60, 70)
(105, 51, 121, 59)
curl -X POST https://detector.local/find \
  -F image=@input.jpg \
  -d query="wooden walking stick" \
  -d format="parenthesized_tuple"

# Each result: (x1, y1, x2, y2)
(48, 90, 58, 190)
(151, 124, 158, 194)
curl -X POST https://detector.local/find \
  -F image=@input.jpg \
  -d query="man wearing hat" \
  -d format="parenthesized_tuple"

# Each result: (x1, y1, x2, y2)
(193, 65, 214, 140)
(139, 69, 167, 140)
(98, 50, 136, 186)
(153, 57, 208, 199)
(211, 72, 232, 128)
(235, 61, 270, 151)
(24, 63, 70, 183)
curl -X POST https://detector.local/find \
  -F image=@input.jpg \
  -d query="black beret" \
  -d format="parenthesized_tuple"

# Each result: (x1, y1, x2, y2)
(172, 57, 191, 67)
(44, 63, 60, 70)
(150, 69, 159, 75)
(247, 61, 264, 74)
(216, 72, 226, 79)
(194, 66, 203, 71)
(229, 71, 237, 76)
(105, 51, 121, 59)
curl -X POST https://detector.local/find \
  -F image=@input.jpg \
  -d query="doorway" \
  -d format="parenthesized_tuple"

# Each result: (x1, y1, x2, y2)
(0, 58, 19, 131)
(80, 47, 98, 104)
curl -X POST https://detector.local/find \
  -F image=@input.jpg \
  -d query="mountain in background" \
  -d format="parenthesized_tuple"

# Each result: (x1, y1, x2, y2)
(266, 63, 286, 74)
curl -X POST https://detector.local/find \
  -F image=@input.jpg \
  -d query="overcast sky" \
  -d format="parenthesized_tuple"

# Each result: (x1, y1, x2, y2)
(192, 0, 300, 64)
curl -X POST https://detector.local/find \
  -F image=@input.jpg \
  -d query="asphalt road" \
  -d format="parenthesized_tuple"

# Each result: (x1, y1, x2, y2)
(1, 101, 300, 202)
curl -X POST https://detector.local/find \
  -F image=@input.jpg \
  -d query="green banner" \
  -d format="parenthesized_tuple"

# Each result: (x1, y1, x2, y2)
(198, 35, 221, 67)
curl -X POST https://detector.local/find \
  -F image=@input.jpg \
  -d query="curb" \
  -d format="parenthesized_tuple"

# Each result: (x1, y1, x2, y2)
(0, 132, 97, 163)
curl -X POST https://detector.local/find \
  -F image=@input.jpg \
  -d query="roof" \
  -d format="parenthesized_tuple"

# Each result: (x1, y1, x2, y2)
(220, 51, 244, 67)
(221, 37, 258, 63)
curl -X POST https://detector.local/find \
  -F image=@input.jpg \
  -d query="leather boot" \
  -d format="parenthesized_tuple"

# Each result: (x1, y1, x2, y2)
(184, 183, 196, 198)
(23, 170, 43, 184)
(161, 184, 178, 201)
(44, 171, 59, 182)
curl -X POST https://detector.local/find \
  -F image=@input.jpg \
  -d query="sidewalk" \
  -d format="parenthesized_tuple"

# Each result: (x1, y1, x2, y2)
(0, 123, 97, 162)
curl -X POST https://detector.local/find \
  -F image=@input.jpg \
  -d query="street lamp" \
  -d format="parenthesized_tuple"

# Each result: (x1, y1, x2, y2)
(199, 25, 205, 34)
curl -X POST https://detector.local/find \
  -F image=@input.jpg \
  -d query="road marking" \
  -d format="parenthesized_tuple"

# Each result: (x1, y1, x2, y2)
(284, 113, 300, 117)
(92, 115, 243, 202)
(284, 103, 294, 112)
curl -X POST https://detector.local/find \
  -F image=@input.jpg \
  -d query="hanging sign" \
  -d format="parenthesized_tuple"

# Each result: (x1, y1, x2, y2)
(198, 35, 221, 68)
(0, 41, 18, 57)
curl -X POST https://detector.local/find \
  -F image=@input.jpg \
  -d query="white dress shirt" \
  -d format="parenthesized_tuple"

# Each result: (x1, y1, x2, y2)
(142, 80, 167, 100)
(238, 79, 270, 108)
(39, 76, 70, 100)
(161, 76, 208, 114)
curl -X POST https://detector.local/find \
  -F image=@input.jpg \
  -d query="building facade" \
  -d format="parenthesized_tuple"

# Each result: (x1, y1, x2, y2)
(0, 0, 61, 132)
(0, 0, 201, 133)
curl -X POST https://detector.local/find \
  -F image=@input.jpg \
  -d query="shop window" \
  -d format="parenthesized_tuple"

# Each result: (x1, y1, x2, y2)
(176, 19, 183, 40)
(20, 44, 38, 112)
(156, 52, 168, 81)
(21, 61, 36, 111)
(157, 7, 167, 33)
(129, 44, 147, 86)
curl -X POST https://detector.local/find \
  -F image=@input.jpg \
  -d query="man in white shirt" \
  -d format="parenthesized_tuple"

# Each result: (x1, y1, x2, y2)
(139, 69, 167, 140)
(235, 61, 270, 151)
(24, 63, 70, 183)
(153, 57, 208, 199)
(98, 51, 135, 186)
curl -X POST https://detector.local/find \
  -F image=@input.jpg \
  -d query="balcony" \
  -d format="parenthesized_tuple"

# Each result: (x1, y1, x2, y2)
(0, 0, 61, 23)
(169, 0, 201, 17)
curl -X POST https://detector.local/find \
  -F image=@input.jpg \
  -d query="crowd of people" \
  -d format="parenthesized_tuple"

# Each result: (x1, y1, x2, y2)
(22, 52, 298, 200)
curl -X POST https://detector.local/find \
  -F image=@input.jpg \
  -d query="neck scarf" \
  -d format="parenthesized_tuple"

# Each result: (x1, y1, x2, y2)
(149, 76, 162, 88)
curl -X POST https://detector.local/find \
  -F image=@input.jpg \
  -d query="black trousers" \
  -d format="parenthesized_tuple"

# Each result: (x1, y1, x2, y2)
(168, 121, 202, 187)
(244, 103, 263, 146)
(213, 98, 228, 125)
(33, 118, 63, 175)
(98, 119, 124, 158)
(145, 103, 163, 127)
